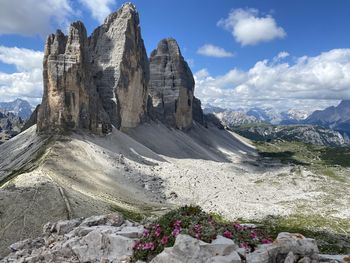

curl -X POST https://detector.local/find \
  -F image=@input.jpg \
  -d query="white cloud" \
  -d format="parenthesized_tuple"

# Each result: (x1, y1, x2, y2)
(78, 0, 116, 23)
(194, 49, 350, 111)
(0, 0, 74, 36)
(197, 44, 234, 58)
(218, 8, 286, 46)
(0, 46, 44, 105)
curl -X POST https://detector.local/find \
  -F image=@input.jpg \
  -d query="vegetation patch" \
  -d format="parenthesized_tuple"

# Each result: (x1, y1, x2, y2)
(132, 205, 272, 262)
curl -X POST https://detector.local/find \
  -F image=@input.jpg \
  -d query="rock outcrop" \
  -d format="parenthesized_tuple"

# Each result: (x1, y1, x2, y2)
(37, 22, 95, 133)
(2, 213, 143, 263)
(192, 96, 205, 125)
(3, 215, 347, 263)
(37, 3, 149, 133)
(89, 3, 149, 129)
(148, 38, 194, 130)
(21, 104, 40, 132)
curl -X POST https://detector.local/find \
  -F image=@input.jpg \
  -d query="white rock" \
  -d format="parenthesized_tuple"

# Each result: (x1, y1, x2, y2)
(284, 251, 297, 263)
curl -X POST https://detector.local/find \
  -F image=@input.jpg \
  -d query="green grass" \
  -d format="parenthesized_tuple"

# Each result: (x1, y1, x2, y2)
(110, 204, 146, 222)
(254, 141, 350, 182)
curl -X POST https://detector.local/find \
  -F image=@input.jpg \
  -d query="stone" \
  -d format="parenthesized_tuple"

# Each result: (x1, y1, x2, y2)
(206, 251, 241, 263)
(274, 232, 319, 257)
(298, 257, 312, 263)
(245, 246, 272, 263)
(284, 251, 297, 263)
(115, 226, 144, 238)
(318, 254, 350, 262)
(54, 218, 83, 235)
(151, 234, 240, 263)
(80, 213, 124, 227)
(70, 230, 134, 262)
(148, 38, 194, 130)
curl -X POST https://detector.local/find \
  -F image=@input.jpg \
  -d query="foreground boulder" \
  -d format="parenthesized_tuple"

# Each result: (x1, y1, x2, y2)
(2, 213, 143, 263)
(3, 214, 348, 263)
(37, 3, 149, 133)
(148, 38, 194, 130)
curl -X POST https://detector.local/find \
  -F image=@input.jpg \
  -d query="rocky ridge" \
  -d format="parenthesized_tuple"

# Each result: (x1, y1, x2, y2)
(2, 214, 348, 263)
(232, 125, 350, 147)
(0, 99, 32, 120)
(305, 100, 350, 136)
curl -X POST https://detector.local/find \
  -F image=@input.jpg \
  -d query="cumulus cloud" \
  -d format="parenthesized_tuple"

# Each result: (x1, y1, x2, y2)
(0, 0, 74, 36)
(0, 46, 44, 104)
(218, 8, 286, 46)
(194, 49, 350, 111)
(197, 44, 234, 58)
(78, 0, 116, 23)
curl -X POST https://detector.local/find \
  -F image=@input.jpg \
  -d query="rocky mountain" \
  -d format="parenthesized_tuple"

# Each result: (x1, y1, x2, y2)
(148, 38, 195, 129)
(215, 111, 261, 126)
(35, 3, 203, 135)
(37, 3, 149, 133)
(305, 100, 350, 135)
(203, 105, 309, 126)
(0, 99, 32, 120)
(233, 124, 350, 147)
(1, 2, 349, 262)
(0, 111, 25, 144)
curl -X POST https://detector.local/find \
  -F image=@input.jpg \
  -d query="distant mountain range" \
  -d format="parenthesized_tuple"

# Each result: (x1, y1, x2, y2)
(203, 104, 309, 126)
(305, 100, 350, 136)
(0, 98, 32, 120)
(203, 102, 350, 146)
(232, 124, 349, 147)
(0, 99, 33, 144)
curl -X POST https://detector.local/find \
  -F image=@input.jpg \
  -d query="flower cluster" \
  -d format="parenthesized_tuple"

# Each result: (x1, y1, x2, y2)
(132, 206, 272, 262)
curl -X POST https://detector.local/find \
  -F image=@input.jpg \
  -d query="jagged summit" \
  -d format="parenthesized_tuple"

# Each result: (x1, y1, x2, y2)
(148, 38, 195, 129)
(36, 2, 205, 134)
(37, 3, 149, 133)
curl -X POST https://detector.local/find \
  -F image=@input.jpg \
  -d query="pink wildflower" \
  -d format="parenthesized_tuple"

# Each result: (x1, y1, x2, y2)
(155, 226, 162, 237)
(143, 242, 155, 251)
(143, 229, 149, 238)
(249, 231, 257, 239)
(240, 242, 250, 251)
(233, 223, 243, 231)
(132, 240, 141, 250)
(261, 238, 272, 244)
(173, 220, 181, 228)
(172, 228, 181, 237)
(193, 224, 202, 233)
(161, 235, 169, 245)
(223, 230, 233, 239)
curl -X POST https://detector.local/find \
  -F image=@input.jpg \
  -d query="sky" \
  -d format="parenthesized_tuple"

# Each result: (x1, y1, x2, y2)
(1, 0, 350, 113)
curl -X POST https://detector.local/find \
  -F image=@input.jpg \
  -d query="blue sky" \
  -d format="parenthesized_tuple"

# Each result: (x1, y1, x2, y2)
(1, 0, 350, 112)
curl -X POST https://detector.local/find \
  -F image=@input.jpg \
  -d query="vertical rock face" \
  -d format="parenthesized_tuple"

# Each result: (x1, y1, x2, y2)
(37, 3, 149, 133)
(37, 22, 95, 132)
(192, 97, 205, 125)
(89, 3, 149, 129)
(148, 38, 194, 130)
